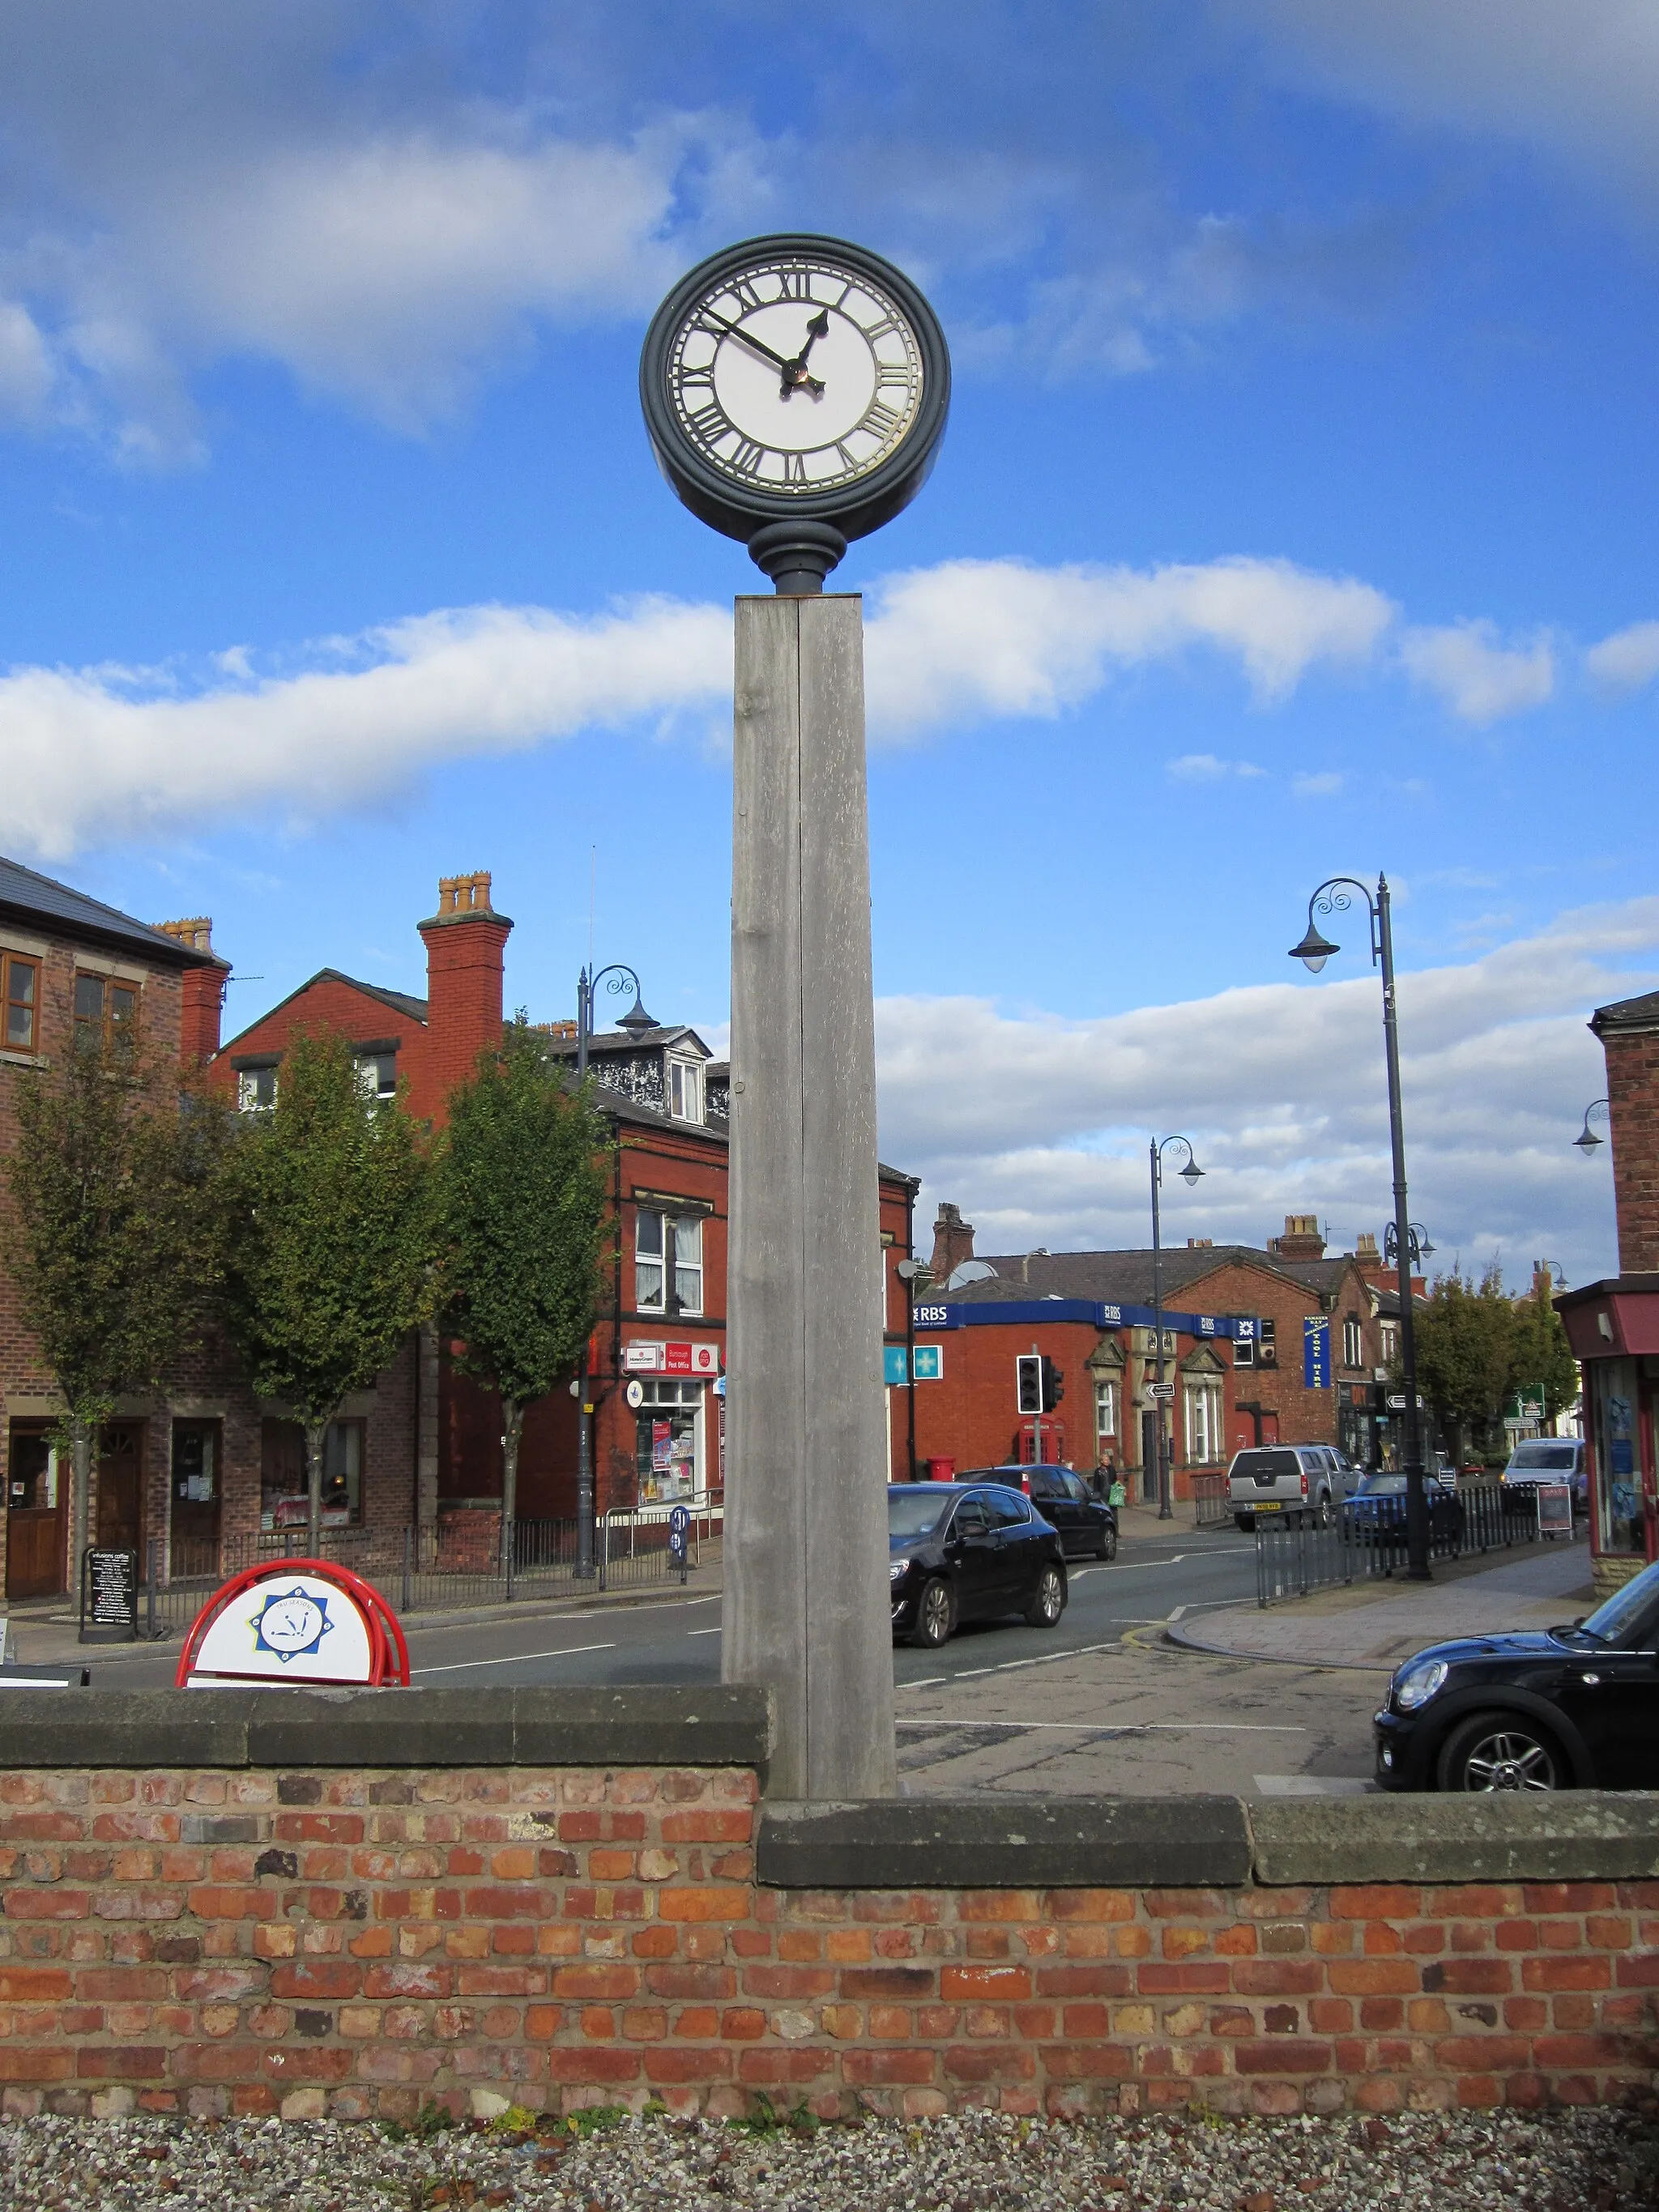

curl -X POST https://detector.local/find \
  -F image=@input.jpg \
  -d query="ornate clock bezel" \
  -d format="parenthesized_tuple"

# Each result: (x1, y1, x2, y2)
(639, 232, 951, 548)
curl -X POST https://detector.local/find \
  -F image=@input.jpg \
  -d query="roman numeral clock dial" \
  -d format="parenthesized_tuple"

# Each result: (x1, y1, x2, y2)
(640, 235, 951, 587)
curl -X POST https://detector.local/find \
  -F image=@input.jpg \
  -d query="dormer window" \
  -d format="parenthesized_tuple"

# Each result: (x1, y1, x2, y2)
(667, 1056, 702, 1123)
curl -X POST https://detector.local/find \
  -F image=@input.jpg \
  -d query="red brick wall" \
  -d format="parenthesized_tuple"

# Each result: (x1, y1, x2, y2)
(412, 914, 510, 1127)
(0, 1763, 1651, 2121)
(1605, 1029, 1659, 1274)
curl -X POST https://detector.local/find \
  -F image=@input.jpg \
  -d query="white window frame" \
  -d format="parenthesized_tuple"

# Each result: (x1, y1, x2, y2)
(237, 1066, 277, 1113)
(667, 1057, 703, 1123)
(1183, 1382, 1223, 1464)
(1342, 1317, 1364, 1370)
(634, 1208, 704, 1316)
(1094, 1379, 1117, 1455)
(1380, 1323, 1398, 1363)
(356, 1051, 397, 1103)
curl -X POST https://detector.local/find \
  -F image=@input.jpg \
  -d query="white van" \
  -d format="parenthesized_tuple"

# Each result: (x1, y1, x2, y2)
(1500, 1438, 1586, 1515)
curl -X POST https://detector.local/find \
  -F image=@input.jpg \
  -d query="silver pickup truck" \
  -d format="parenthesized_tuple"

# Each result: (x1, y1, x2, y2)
(1228, 1443, 1348, 1530)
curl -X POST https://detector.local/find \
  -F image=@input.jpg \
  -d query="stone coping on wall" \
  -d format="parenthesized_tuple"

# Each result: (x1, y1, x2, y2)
(0, 1685, 772, 1773)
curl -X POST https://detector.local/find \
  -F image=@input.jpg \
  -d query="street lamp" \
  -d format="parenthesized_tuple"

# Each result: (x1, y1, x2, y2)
(894, 1259, 927, 1481)
(571, 960, 656, 1579)
(1383, 1222, 1435, 1268)
(1290, 873, 1431, 1581)
(575, 961, 657, 1082)
(1574, 1099, 1610, 1157)
(1149, 1136, 1204, 1523)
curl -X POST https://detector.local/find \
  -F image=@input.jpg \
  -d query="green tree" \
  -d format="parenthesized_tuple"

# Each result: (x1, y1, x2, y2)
(1409, 1264, 1516, 1460)
(3, 1042, 228, 1579)
(440, 1016, 612, 1576)
(220, 1027, 440, 1552)
(1508, 1280, 1580, 1427)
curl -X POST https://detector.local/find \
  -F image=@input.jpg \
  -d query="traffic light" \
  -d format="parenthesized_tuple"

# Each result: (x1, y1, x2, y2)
(1016, 1353, 1043, 1414)
(1041, 1357, 1064, 1413)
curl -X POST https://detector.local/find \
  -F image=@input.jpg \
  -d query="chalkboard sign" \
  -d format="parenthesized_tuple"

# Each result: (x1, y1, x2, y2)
(80, 1547, 139, 1643)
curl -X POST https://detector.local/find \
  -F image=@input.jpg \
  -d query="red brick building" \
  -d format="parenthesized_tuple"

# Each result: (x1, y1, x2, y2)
(0, 858, 229, 1600)
(887, 1206, 1394, 1501)
(1558, 986, 1659, 1593)
(3, 859, 919, 1596)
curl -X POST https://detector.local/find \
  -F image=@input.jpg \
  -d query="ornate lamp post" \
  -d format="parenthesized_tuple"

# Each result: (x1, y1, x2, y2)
(1573, 1099, 1610, 1157)
(1290, 873, 1431, 1580)
(894, 1259, 927, 1482)
(571, 962, 656, 1579)
(1383, 1222, 1435, 1268)
(1149, 1136, 1204, 1522)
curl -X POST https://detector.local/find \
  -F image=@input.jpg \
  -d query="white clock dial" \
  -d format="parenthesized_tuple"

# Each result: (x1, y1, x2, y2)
(669, 252, 924, 496)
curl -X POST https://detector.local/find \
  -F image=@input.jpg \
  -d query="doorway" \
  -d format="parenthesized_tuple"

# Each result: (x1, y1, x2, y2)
(96, 1421, 146, 1554)
(1140, 1411, 1158, 1503)
(5, 1424, 65, 1599)
(170, 1420, 222, 1574)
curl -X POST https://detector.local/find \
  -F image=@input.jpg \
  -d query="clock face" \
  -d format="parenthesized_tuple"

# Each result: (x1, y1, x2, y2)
(667, 250, 926, 497)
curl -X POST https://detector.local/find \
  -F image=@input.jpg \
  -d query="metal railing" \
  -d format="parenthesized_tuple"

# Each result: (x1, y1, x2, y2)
(1192, 1473, 1232, 1528)
(136, 1508, 718, 1639)
(1253, 1481, 1575, 1607)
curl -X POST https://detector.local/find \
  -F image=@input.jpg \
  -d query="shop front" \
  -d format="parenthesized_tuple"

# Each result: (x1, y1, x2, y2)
(1558, 1276, 1659, 1596)
(621, 1339, 723, 1510)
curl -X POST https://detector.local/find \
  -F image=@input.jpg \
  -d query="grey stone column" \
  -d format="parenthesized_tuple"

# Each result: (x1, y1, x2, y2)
(723, 592, 898, 1801)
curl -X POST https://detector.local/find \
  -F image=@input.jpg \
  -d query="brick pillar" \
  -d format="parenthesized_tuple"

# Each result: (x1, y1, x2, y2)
(153, 918, 229, 1066)
(1597, 1022, 1659, 1272)
(413, 872, 512, 1126)
(929, 1203, 976, 1282)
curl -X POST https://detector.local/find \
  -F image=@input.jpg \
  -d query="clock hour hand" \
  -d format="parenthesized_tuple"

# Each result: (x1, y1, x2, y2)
(780, 308, 830, 399)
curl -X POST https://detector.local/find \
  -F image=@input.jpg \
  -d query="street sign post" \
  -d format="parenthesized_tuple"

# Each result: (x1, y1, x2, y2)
(1147, 1381, 1175, 1401)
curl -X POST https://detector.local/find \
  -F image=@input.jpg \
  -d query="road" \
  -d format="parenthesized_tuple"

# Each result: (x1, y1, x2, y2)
(60, 1525, 1391, 1796)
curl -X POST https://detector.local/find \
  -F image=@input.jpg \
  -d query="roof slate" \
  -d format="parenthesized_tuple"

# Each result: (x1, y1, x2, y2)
(0, 853, 211, 967)
(951, 1243, 1366, 1310)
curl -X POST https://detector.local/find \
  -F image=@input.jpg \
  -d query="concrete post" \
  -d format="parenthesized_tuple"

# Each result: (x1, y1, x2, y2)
(723, 593, 898, 1801)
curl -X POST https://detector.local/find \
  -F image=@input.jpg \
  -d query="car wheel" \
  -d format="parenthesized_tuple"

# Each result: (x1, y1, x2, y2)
(1312, 1494, 1333, 1530)
(1097, 1526, 1118, 1562)
(910, 1576, 956, 1649)
(1025, 1563, 1065, 1628)
(1435, 1711, 1564, 1794)
(1234, 1513, 1254, 1532)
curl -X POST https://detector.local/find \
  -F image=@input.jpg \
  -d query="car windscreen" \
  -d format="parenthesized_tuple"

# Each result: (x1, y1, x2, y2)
(1507, 1443, 1577, 1471)
(888, 1490, 949, 1537)
(1580, 1558, 1659, 1646)
(1230, 1450, 1299, 1480)
(1354, 1473, 1407, 1496)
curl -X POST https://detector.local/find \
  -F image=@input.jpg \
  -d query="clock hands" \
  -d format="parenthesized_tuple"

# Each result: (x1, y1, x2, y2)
(699, 304, 826, 398)
(779, 308, 830, 400)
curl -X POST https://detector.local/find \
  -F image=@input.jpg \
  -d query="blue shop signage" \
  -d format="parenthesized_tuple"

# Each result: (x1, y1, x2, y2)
(1303, 1316, 1331, 1389)
(911, 1299, 1260, 1340)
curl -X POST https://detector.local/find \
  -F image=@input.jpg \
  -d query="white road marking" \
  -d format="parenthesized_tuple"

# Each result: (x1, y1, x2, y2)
(687, 1626, 722, 1636)
(1168, 1605, 1187, 1622)
(897, 1719, 1307, 1733)
(902, 1677, 948, 1690)
(409, 1592, 719, 1636)
(412, 1643, 616, 1676)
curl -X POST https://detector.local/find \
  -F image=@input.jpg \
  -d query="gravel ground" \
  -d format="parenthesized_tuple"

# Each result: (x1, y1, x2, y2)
(0, 2105, 1653, 2212)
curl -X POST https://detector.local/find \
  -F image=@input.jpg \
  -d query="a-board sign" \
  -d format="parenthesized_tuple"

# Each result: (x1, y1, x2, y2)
(79, 1547, 139, 1644)
(176, 1559, 409, 1689)
(1535, 1482, 1574, 1540)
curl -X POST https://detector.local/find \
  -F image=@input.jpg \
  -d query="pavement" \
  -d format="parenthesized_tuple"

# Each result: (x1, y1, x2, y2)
(1167, 1532, 1596, 1669)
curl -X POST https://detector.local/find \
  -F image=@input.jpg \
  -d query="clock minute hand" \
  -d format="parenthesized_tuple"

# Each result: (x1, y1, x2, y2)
(699, 306, 795, 376)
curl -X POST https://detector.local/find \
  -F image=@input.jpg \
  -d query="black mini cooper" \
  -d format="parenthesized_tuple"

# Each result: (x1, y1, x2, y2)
(1374, 1557, 1659, 1792)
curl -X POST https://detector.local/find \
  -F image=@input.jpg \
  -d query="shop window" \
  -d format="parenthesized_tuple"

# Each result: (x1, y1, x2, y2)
(1, 951, 41, 1054)
(1094, 1379, 1117, 1455)
(74, 972, 139, 1062)
(635, 1210, 703, 1315)
(260, 1417, 364, 1529)
(170, 1421, 221, 1561)
(632, 1379, 703, 1503)
(1591, 1362, 1642, 1558)
(667, 1058, 702, 1123)
(8, 1428, 58, 1512)
(1342, 1317, 1364, 1370)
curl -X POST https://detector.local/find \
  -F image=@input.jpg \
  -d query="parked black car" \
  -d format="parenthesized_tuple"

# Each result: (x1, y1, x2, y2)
(1374, 1557, 1659, 1792)
(967, 1464, 1118, 1560)
(889, 1482, 1068, 1648)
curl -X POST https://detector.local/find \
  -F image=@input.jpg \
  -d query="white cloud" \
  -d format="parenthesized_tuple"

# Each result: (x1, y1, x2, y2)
(1166, 752, 1267, 782)
(1234, 1, 1659, 208)
(1291, 770, 1343, 798)
(863, 556, 1395, 737)
(1585, 618, 1659, 693)
(1398, 620, 1555, 723)
(0, 299, 52, 420)
(874, 895, 1656, 1287)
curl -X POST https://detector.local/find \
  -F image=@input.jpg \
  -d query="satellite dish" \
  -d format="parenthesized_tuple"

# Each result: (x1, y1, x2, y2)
(945, 1259, 997, 1290)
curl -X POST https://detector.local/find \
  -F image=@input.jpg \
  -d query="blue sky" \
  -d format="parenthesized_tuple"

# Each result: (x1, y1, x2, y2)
(1, 2, 1654, 1283)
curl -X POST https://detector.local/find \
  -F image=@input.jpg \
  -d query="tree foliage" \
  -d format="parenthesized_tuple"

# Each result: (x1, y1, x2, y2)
(440, 1016, 612, 1566)
(1410, 1262, 1580, 1454)
(219, 1027, 440, 1547)
(3, 1041, 229, 1566)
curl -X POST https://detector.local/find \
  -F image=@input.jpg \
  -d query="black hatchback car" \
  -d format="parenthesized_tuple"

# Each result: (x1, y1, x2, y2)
(889, 1482, 1068, 1648)
(1374, 1556, 1659, 1792)
(967, 1464, 1119, 1561)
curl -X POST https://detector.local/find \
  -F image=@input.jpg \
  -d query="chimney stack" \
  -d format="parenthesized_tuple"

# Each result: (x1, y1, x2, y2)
(930, 1202, 976, 1284)
(1271, 1213, 1326, 1262)
(154, 916, 230, 1067)
(416, 872, 512, 1123)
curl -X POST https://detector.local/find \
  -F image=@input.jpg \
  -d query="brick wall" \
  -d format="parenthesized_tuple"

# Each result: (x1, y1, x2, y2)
(1605, 1028, 1659, 1274)
(2, 1759, 1653, 2122)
